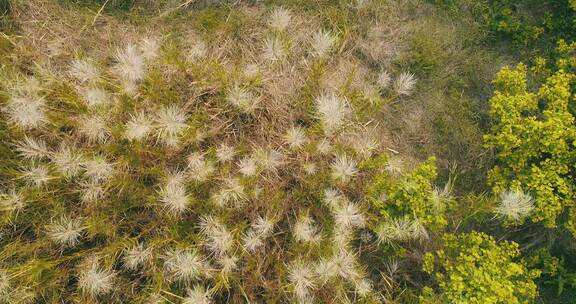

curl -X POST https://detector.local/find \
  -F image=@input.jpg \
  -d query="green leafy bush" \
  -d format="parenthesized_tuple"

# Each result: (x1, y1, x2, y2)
(421, 231, 540, 304)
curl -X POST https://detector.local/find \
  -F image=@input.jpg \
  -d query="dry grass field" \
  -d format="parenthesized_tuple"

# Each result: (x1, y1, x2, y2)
(0, 0, 573, 303)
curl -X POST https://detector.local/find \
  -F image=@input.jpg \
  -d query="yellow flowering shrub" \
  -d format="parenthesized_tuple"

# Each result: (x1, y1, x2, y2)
(421, 232, 540, 304)
(364, 156, 450, 231)
(484, 58, 576, 233)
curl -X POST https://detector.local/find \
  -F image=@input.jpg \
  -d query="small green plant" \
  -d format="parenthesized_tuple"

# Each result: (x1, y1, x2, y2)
(525, 248, 576, 297)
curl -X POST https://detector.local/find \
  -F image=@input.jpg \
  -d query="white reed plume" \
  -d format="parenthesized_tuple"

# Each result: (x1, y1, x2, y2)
(294, 215, 321, 243)
(316, 250, 363, 283)
(159, 173, 190, 215)
(360, 231, 373, 243)
(15, 136, 50, 160)
(217, 255, 238, 274)
(302, 162, 317, 175)
(80, 86, 109, 108)
(77, 114, 109, 143)
(243, 63, 260, 78)
(79, 180, 106, 203)
(377, 70, 392, 89)
(331, 155, 358, 183)
(163, 248, 209, 283)
(154, 104, 189, 146)
(241, 234, 263, 252)
(226, 86, 258, 114)
(316, 138, 333, 154)
(212, 177, 246, 208)
(183, 285, 212, 304)
(0, 189, 25, 213)
(69, 59, 99, 83)
(78, 261, 116, 297)
(311, 30, 335, 57)
(496, 189, 535, 221)
(323, 188, 346, 210)
(263, 37, 286, 61)
(315, 257, 340, 287)
(269, 7, 291, 31)
(242, 216, 275, 252)
(51, 144, 84, 178)
(46, 216, 84, 247)
(21, 164, 51, 187)
(252, 215, 275, 236)
(123, 243, 152, 270)
(334, 201, 365, 229)
(124, 111, 153, 141)
(3, 95, 47, 129)
(140, 37, 161, 61)
(393, 72, 417, 96)
(216, 144, 236, 162)
(238, 156, 257, 177)
(315, 93, 350, 133)
(199, 215, 235, 256)
(187, 152, 216, 182)
(376, 216, 428, 243)
(354, 277, 373, 297)
(288, 261, 316, 302)
(284, 126, 307, 149)
(83, 156, 114, 183)
(113, 43, 145, 84)
(332, 224, 354, 249)
(254, 147, 284, 173)
(348, 130, 380, 159)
